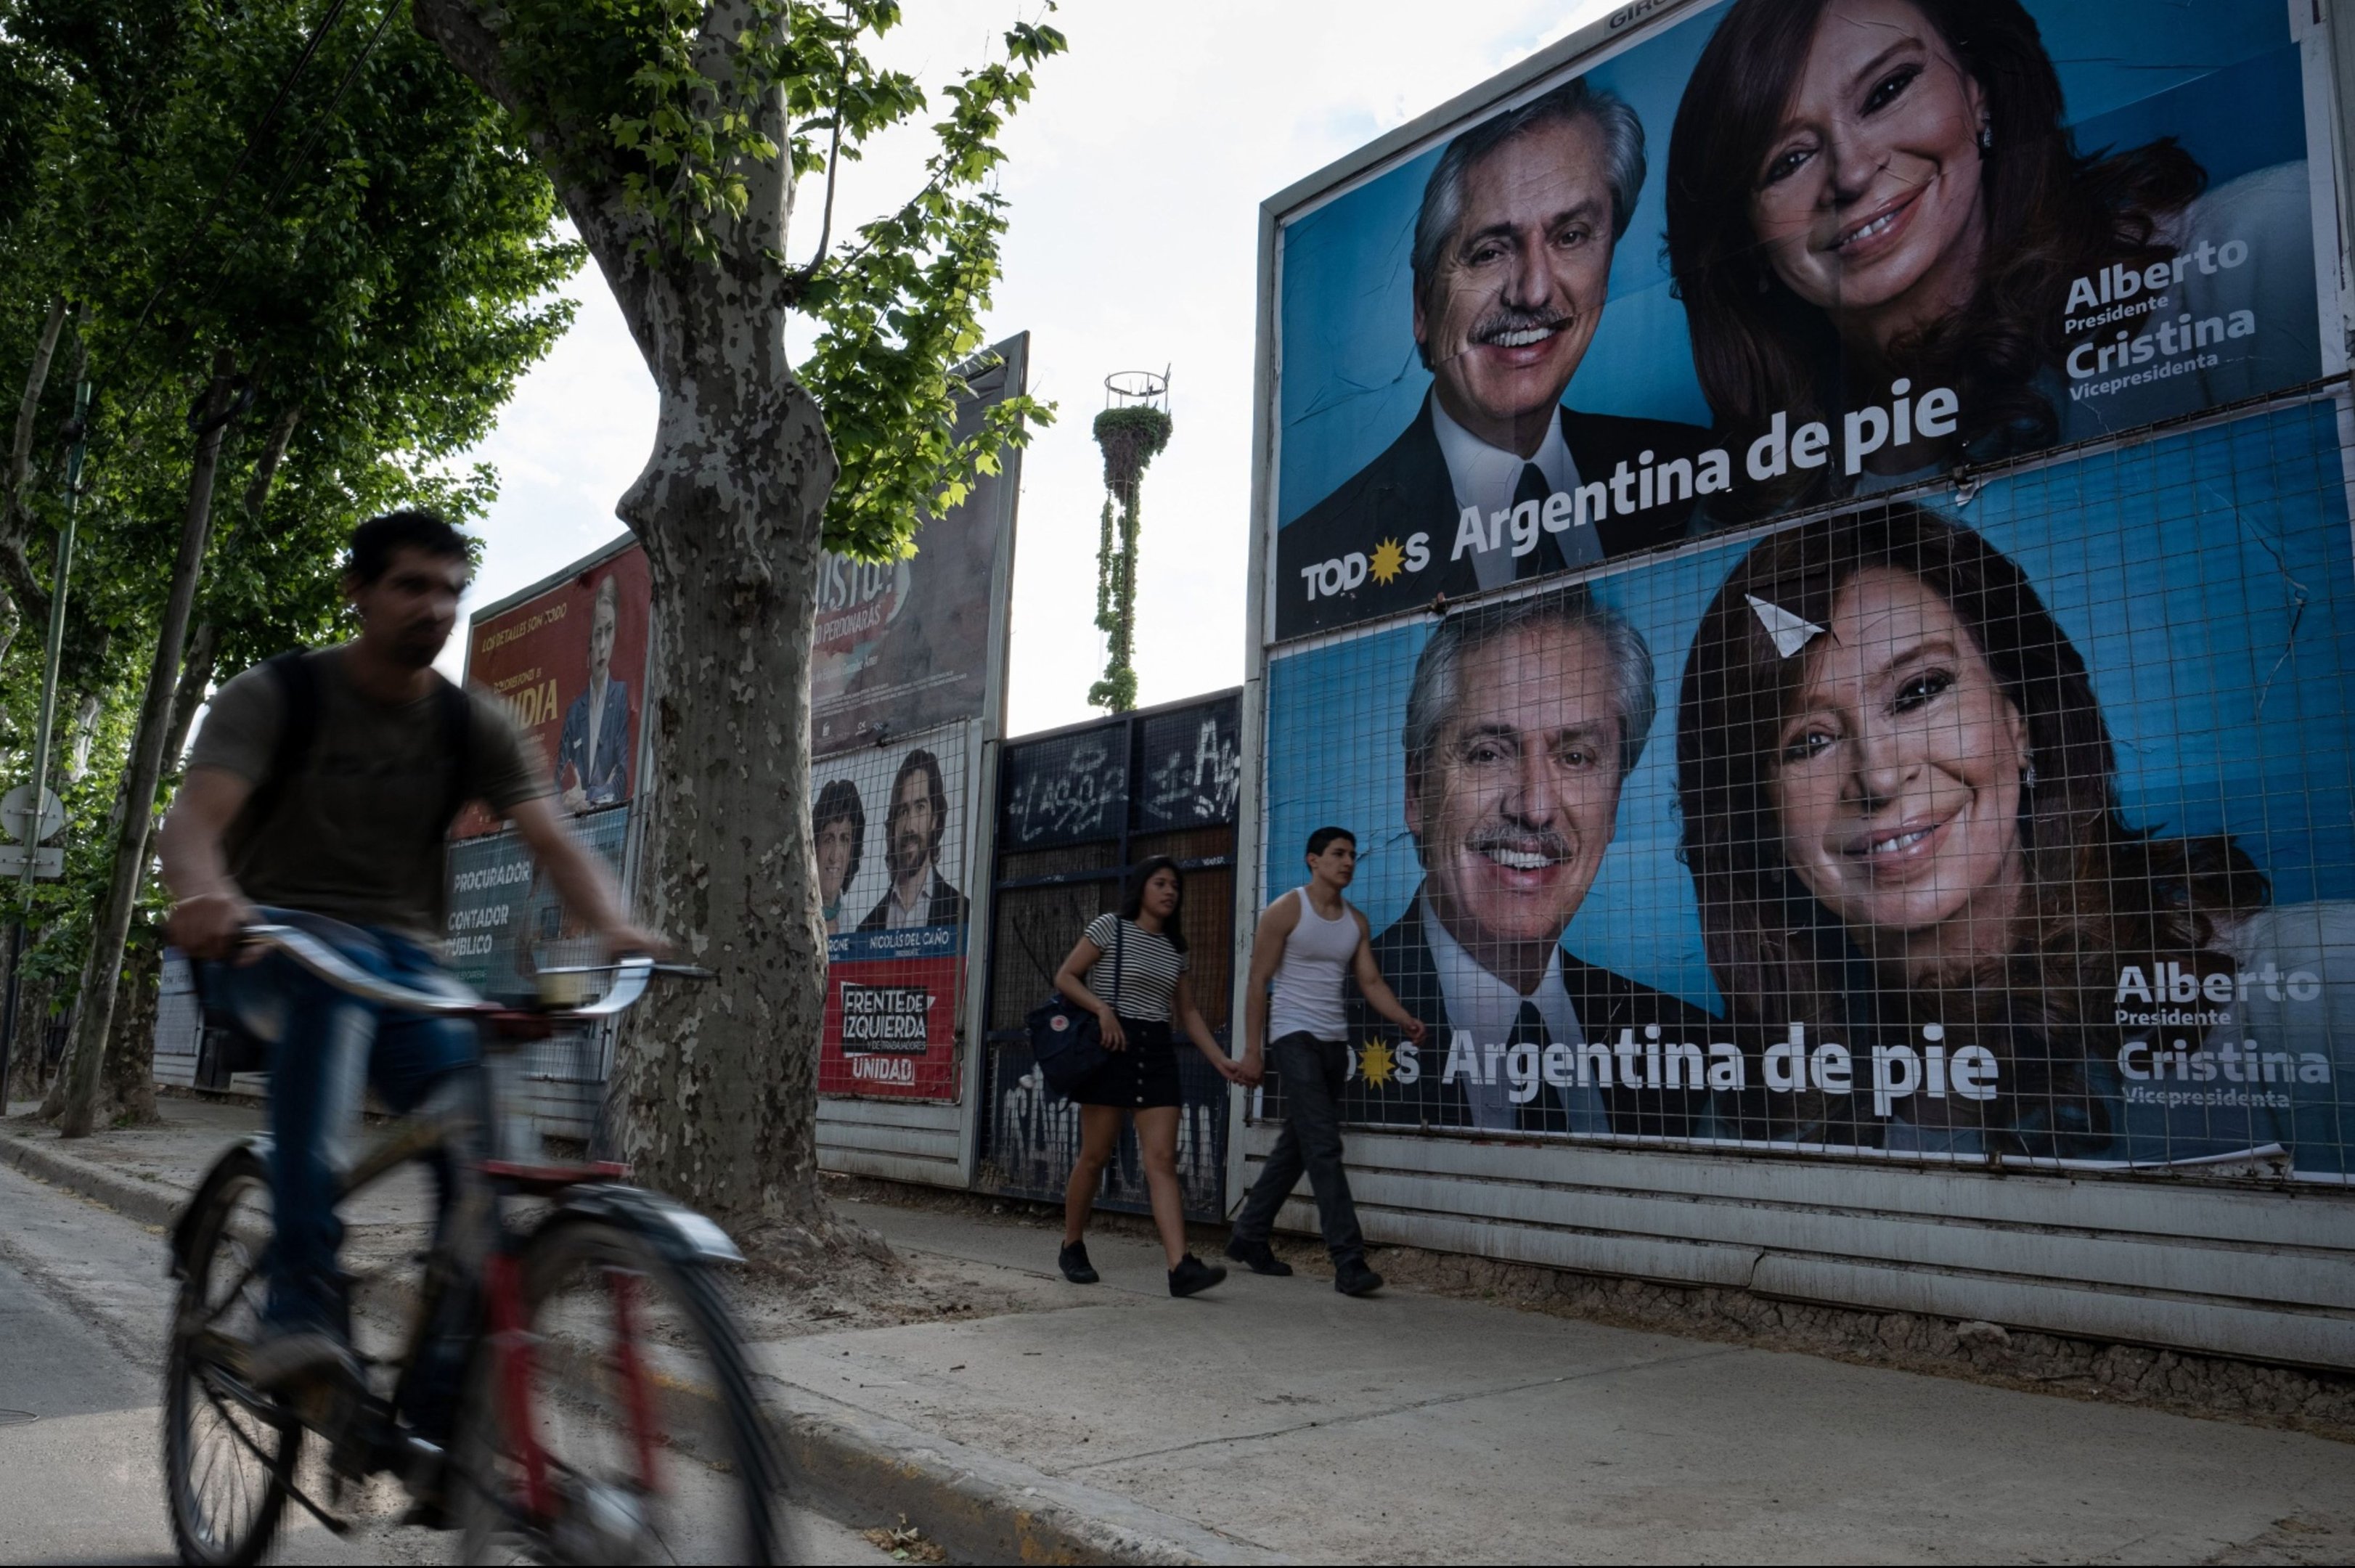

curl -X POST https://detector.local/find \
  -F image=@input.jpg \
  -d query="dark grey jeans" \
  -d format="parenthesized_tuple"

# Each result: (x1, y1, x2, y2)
(1233, 1032, 1365, 1264)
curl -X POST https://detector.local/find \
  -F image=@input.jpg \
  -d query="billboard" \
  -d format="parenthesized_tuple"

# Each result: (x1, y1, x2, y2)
(1254, 0, 2355, 1185)
(446, 809, 632, 1002)
(457, 541, 653, 833)
(1270, 0, 2338, 642)
(811, 335, 1028, 1106)
(813, 335, 1028, 755)
(449, 537, 651, 1005)
(815, 730, 972, 1100)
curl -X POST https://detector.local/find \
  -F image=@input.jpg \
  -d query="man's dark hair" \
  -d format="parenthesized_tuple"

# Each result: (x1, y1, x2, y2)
(348, 510, 471, 587)
(887, 748, 949, 862)
(815, 778, 866, 887)
(1306, 826, 1356, 858)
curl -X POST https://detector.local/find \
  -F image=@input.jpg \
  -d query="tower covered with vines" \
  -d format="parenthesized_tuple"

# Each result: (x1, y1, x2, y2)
(1088, 370, 1172, 713)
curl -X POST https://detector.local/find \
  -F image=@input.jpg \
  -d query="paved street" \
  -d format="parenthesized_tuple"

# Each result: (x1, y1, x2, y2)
(0, 1159, 879, 1566)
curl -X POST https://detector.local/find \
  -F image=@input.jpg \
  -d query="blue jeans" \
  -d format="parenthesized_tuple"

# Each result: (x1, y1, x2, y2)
(199, 910, 483, 1339)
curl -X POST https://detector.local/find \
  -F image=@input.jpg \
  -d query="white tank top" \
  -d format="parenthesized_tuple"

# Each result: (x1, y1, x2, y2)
(1268, 886, 1358, 1042)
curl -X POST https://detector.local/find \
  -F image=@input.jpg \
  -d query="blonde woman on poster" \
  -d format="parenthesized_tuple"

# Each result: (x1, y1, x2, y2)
(1676, 505, 2348, 1167)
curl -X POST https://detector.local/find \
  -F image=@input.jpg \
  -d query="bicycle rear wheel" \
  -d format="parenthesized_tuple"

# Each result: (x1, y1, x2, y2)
(451, 1213, 785, 1564)
(164, 1148, 301, 1567)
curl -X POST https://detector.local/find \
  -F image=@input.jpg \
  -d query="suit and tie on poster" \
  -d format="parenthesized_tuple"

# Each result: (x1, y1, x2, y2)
(446, 542, 651, 999)
(1272, 0, 2326, 642)
(1260, 0, 2355, 1182)
(809, 338, 1024, 1103)
(812, 736, 972, 1099)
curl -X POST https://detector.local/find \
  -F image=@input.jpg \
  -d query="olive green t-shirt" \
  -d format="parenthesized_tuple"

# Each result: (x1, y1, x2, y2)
(188, 645, 550, 944)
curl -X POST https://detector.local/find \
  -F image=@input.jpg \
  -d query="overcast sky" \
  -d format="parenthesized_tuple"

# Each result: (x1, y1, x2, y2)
(451, 1, 1616, 734)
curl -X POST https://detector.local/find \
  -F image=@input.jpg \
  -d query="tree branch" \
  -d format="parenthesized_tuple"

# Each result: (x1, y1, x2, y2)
(7, 296, 68, 528)
(784, 5, 852, 301)
(411, 0, 669, 372)
(242, 404, 301, 522)
(0, 532, 48, 632)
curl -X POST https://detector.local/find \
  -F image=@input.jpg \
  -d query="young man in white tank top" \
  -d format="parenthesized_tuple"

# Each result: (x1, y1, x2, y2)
(1226, 827, 1427, 1295)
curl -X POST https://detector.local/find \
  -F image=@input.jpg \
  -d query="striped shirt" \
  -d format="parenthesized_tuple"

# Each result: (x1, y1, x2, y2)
(1082, 913, 1188, 1024)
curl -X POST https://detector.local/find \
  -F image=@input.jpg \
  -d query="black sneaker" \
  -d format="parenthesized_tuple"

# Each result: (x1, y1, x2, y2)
(1058, 1241, 1099, 1284)
(1167, 1255, 1228, 1297)
(1334, 1258, 1384, 1297)
(1223, 1237, 1294, 1276)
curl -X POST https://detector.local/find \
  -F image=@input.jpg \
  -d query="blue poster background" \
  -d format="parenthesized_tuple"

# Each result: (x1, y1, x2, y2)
(1276, 0, 2321, 535)
(1264, 402, 2355, 1170)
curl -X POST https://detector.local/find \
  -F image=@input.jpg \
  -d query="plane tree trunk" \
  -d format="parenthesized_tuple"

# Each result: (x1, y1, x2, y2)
(415, 0, 848, 1246)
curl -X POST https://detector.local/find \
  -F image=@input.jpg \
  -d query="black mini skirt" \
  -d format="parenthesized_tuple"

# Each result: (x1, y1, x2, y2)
(1068, 1016, 1182, 1109)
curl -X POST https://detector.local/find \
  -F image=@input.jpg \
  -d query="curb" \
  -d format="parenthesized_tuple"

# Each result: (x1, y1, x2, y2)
(0, 1125, 1288, 1566)
(769, 1379, 1291, 1565)
(0, 1126, 187, 1230)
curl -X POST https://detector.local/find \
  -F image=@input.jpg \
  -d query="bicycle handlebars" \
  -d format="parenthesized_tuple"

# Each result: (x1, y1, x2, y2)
(241, 923, 656, 1021)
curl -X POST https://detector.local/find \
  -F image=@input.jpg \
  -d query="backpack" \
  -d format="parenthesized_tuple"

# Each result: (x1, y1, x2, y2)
(231, 650, 476, 852)
(195, 653, 475, 1086)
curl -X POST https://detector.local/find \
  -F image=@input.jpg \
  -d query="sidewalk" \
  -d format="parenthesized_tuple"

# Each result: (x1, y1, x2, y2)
(7, 1098, 2355, 1564)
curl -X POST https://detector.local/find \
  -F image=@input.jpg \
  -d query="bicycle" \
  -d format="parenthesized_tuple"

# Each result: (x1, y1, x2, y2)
(162, 922, 785, 1565)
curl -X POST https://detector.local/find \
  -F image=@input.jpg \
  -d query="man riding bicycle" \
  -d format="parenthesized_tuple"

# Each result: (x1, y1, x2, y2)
(158, 510, 659, 1473)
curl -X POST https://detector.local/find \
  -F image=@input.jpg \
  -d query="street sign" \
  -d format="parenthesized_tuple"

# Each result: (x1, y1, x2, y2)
(0, 844, 62, 879)
(0, 784, 64, 844)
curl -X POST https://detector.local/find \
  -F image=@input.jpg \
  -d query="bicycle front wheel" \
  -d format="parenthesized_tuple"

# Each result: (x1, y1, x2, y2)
(163, 1147, 300, 1567)
(451, 1213, 785, 1565)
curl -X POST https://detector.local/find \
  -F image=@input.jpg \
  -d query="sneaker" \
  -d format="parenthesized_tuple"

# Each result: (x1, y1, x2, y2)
(1058, 1241, 1099, 1284)
(1222, 1237, 1293, 1276)
(1167, 1255, 1228, 1298)
(1334, 1258, 1384, 1297)
(242, 1326, 362, 1395)
(398, 1440, 454, 1530)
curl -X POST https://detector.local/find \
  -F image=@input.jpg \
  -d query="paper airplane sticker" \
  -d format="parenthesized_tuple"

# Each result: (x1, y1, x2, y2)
(1745, 595, 1825, 658)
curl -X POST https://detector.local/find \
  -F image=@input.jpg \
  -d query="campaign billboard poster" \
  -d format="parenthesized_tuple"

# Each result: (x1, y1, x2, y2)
(458, 540, 653, 836)
(814, 730, 971, 1100)
(1261, 398, 2355, 1180)
(445, 809, 633, 1002)
(1270, 0, 2341, 642)
(1255, 0, 2355, 1187)
(812, 335, 1028, 756)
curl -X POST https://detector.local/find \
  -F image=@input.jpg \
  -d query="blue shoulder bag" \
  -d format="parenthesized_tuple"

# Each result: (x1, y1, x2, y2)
(1025, 919, 1122, 1095)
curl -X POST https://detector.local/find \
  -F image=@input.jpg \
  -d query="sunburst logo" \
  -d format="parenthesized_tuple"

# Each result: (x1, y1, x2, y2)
(1368, 537, 1407, 585)
(1359, 1038, 1397, 1086)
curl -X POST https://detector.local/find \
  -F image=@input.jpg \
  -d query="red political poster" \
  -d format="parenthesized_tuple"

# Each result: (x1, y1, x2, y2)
(817, 955, 962, 1098)
(457, 542, 651, 838)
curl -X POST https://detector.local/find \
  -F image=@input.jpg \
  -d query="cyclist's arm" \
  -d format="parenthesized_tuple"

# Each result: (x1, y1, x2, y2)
(158, 766, 260, 960)
(504, 792, 666, 957)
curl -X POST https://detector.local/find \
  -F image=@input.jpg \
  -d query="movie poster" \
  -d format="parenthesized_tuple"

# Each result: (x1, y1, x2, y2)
(1271, 0, 2337, 640)
(812, 336, 1027, 755)
(1254, 0, 2354, 1185)
(813, 730, 971, 1100)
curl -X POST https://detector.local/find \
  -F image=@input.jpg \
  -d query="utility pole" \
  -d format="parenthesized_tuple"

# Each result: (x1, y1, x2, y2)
(0, 379, 89, 1108)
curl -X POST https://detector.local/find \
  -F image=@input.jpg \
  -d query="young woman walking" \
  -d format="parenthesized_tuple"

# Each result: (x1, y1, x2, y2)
(1052, 857, 1249, 1297)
